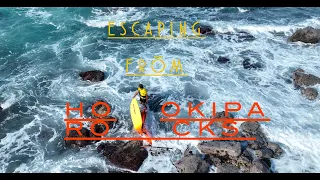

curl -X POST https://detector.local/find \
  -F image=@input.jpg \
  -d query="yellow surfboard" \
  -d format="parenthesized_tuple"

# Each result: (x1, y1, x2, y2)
(130, 98, 143, 134)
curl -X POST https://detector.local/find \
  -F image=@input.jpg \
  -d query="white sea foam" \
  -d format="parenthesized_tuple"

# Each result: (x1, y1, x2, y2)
(83, 7, 146, 28)
(1, 7, 320, 173)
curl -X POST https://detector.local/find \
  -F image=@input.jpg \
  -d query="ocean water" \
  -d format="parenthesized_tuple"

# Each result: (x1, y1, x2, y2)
(0, 7, 320, 173)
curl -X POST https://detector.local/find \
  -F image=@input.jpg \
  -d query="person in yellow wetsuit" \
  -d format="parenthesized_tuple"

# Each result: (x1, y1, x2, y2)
(132, 83, 148, 110)
(132, 84, 152, 145)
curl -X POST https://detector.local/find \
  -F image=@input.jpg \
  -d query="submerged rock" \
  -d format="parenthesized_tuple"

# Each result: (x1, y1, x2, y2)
(79, 70, 104, 82)
(145, 167, 158, 173)
(198, 25, 214, 35)
(217, 56, 230, 64)
(97, 141, 148, 171)
(174, 154, 210, 173)
(236, 31, 256, 42)
(0, 105, 2, 111)
(218, 31, 255, 42)
(288, 26, 320, 44)
(242, 58, 264, 70)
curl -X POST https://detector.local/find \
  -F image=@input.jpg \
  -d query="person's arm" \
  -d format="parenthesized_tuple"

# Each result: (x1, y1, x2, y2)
(146, 94, 148, 103)
(132, 91, 138, 99)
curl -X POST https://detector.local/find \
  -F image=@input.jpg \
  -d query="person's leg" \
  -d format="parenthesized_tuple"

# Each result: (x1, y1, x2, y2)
(140, 98, 147, 109)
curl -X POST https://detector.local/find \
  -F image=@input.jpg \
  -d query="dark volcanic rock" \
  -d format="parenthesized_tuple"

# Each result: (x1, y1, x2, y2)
(65, 128, 93, 148)
(0, 105, 2, 111)
(240, 122, 268, 149)
(197, 141, 242, 158)
(218, 31, 255, 43)
(242, 58, 264, 70)
(199, 25, 214, 35)
(215, 111, 235, 119)
(216, 163, 240, 173)
(266, 142, 284, 159)
(174, 154, 210, 173)
(204, 147, 253, 173)
(147, 94, 170, 113)
(292, 68, 320, 100)
(237, 149, 253, 171)
(288, 26, 320, 44)
(240, 121, 261, 134)
(87, 100, 116, 129)
(293, 68, 320, 88)
(79, 70, 104, 82)
(250, 159, 271, 173)
(204, 154, 221, 166)
(254, 148, 274, 159)
(217, 56, 230, 64)
(65, 122, 107, 148)
(98, 141, 148, 171)
(237, 31, 256, 42)
(89, 123, 109, 138)
(211, 111, 235, 128)
(301, 87, 318, 100)
(247, 130, 269, 150)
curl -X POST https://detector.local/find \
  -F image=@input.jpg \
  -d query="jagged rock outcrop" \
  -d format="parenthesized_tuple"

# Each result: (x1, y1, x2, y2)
(79, 70, 104, 82)
(97, 141, 148, 172)
(288, 26, 320, 44)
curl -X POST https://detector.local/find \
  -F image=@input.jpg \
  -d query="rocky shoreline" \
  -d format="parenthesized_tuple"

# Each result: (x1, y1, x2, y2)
(65, 106, 284, 173)
(61, 25, 320, 173)
(173, 112, 283, 173)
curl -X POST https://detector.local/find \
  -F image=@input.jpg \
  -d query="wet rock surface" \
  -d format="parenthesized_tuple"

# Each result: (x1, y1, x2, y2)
(97, 141, 148, 172)
(79, 70, 104, 82)
(267, 142, 284, 159)
(85, 100, 117, 129)
(292, 68, 320, 100)
(293, 68, 320, 88)
(65, 123, 107, 148)
(174, 154, 211, 173)
(301, 87, 318, 100)
(288, 26, 320, 44)
(250, 159, 271, 173)
(197, 141, 242, 158)
(187, 120, 284, 173)
(216, 163, 240, 173)
(217, 56, 230, 64)
(198, 25, 214, 35)
(240, 122, 268, 150)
